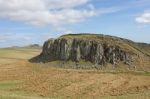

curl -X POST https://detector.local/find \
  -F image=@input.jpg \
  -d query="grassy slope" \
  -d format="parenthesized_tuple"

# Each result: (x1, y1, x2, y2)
(0, 47, 42, 99)
(0, 47, 150, 99)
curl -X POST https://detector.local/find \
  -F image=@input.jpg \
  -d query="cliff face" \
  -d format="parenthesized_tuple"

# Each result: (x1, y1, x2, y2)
(34, 38, 131, 65)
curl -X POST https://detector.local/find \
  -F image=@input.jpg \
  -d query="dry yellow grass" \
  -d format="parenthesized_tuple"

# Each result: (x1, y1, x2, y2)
(21, 65, 150, 98)
(0, 47, 150, 99)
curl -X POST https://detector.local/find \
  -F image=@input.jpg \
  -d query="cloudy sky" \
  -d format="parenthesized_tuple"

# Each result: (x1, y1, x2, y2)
(0, 0, 150, 47)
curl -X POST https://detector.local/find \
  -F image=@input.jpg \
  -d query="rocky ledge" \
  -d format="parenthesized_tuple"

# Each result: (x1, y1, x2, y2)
(30, 36, 131, 65)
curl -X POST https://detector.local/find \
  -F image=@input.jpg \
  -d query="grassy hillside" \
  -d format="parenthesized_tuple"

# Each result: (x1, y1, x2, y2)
(0, 47, 150, 99)
(134, 43, 150, 56)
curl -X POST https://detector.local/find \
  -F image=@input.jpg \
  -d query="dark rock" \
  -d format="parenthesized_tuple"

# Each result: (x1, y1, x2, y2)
(30, 37, 132, 66)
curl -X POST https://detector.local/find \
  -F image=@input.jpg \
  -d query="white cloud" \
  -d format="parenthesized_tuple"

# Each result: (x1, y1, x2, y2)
(0, 0, 96, 26)
(136, 12, 150, 24)
(0, 33, 32, 42)
(45, 0, 89, 9)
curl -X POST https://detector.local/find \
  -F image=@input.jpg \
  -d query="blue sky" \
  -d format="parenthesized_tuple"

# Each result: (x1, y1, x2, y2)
(0, 0, 150, 47)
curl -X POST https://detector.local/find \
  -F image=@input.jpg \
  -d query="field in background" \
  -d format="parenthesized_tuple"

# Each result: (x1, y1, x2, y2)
(0, 47, 150, 99)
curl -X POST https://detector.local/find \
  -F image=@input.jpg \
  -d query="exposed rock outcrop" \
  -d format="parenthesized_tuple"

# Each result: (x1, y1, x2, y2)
(31, 37, 131, 65)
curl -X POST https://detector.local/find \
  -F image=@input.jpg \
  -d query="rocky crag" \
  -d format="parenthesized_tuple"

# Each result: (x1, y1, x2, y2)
(30, 34, 134, 66)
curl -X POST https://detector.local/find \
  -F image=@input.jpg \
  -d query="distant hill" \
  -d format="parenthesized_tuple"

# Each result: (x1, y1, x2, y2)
(8, 44, 42, 49)
(27, 44, 42, 48)
(30, 33, 150, 71)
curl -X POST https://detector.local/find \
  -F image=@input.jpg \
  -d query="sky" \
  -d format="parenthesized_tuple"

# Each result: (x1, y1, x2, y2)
(0, 0, 150, 47)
